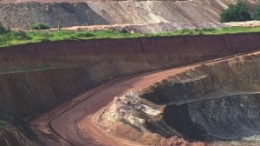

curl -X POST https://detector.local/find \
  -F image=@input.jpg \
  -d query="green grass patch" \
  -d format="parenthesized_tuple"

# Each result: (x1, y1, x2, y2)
(0, 27, 260, 47)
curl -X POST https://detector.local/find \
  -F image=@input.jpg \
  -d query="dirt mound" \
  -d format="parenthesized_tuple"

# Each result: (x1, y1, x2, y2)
(0, 0, 259, 29)
(0, 2, 108, 29)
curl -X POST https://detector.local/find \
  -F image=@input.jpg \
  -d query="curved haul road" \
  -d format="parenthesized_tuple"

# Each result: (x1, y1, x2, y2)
(31, 51, 260, 146)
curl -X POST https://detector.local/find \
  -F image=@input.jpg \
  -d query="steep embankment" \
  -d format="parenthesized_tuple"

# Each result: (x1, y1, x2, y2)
(0, 33, 259, 146)
(0, 33, 259, 119)
(0, 0, 259, 29)
(135, 53, 260, 145)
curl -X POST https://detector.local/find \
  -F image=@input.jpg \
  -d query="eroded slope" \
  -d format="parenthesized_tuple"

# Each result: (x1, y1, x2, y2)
(0, 33, 259, 118)
(0, 0, 259, 29)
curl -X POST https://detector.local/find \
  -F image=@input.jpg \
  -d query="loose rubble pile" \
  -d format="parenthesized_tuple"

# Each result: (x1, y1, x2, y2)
(112, 92, 161, 131)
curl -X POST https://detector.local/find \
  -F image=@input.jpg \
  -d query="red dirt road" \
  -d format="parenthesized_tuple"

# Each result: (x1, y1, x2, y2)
(30, 51, 260, 146)
(31, 66, 190, 146)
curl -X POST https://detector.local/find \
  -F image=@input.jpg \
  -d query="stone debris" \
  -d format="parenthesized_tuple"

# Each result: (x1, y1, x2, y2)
(112, 91, 162, 130)
(159, 136, 206, 146)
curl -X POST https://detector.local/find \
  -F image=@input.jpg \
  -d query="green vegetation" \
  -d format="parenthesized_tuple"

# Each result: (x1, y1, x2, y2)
(0, 120, 6, 126)
(253, 6, 260, 20)
(0, 22, 9, 34)
(31, 23, 50, 30)
(0, 26, 259, 48)
(220, 1, 252, 22)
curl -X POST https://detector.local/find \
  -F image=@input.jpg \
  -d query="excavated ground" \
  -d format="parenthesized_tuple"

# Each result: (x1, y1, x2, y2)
(158, 55, 260, 143)
(0, 0, 259, 29)
(164, 94, 260, 141)
(0, 33, 259, 146)
(145, 53, 260, 145)
(99, 52, 260, 145)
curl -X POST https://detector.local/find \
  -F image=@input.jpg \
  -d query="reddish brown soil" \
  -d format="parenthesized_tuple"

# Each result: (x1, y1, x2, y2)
(1, 33, 260, 118)
(31, 51, 260, 146)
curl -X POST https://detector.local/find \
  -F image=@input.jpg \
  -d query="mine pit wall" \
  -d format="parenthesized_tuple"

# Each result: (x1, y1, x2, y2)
(0, 33, 259, 118)
(141, 56, 260, 105)
(140, 54, 260, 140)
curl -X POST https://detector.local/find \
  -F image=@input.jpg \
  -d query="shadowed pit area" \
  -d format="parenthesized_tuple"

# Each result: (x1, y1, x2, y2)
(164, 94, 260, 141)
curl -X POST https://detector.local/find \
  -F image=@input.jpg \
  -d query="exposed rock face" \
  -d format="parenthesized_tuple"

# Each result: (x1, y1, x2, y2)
(0, 0, 259, 29)
(141, 55, 260, 105)
(165, 94, 260, 140)
(138, 53, 260, 144)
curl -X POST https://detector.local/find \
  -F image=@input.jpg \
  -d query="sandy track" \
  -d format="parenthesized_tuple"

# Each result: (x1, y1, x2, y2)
(30, 51, 260, 146)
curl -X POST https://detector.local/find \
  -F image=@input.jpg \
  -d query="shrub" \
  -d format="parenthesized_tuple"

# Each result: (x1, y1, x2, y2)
(0, 22, 9, 34)
(31, 23, 50, 30)
(220, 1, 252, 22)
(252, 6, 260, 20)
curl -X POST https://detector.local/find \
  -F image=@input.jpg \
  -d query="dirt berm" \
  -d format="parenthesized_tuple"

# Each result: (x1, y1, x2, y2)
(0, 33, 259, 120)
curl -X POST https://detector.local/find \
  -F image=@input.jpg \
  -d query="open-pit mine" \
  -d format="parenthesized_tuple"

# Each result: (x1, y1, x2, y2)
(94, 51, 260, 146)
(1, 0, 260, 145)
(0, 32, 259, 146)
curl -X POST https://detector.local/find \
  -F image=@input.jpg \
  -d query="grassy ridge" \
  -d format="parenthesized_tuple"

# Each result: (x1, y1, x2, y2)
(0, 27, 260, 47)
